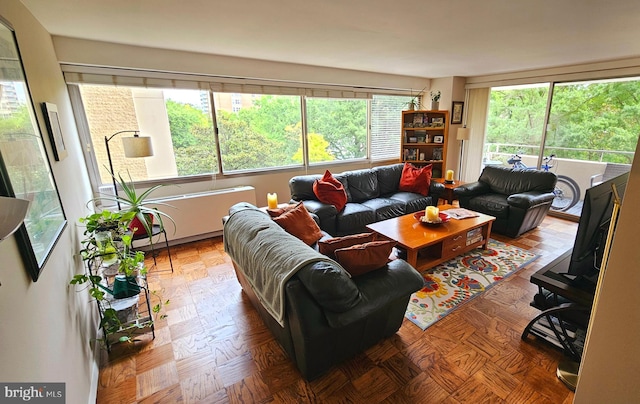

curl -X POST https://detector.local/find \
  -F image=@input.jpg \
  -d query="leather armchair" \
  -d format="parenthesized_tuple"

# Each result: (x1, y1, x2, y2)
(454, 166, 557, 237)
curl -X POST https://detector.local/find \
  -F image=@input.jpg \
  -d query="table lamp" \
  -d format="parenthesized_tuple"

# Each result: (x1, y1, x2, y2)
(105, 130, 154, 209)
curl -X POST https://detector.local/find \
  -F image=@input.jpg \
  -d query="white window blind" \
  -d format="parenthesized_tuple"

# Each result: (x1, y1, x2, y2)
(370, 95, 411, 161)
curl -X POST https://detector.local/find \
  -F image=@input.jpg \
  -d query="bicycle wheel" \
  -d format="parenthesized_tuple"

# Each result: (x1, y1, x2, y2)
(551, 175, 580, 211)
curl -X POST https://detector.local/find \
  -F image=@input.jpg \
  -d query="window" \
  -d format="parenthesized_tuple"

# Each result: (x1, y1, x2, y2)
(214, 93, 302, 172)
(78, 85, 217, 185)
(371, 95, 412, 160)
(73, 81, 408, 187)
(305, 98, 367, 164)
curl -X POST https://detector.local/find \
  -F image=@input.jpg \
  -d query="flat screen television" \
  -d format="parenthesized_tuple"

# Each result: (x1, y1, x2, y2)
(565, 172, 629, 284)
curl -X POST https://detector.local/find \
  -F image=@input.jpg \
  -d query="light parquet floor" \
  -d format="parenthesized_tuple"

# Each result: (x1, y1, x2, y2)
(97, 215, 578, 404)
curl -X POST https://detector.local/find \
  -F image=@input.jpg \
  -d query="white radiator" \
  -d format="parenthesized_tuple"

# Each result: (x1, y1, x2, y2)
(145, 186, 256, 243)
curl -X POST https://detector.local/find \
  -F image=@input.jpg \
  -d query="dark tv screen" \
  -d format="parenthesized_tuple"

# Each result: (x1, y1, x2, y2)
(567, 172, 629, 282)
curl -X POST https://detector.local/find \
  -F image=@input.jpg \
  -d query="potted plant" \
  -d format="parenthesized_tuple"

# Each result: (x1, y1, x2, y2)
(97, 170, 176, 239)
(407, 86, 426, 110)
(430, 90, 441, 110)
(72, 211, 170, 349)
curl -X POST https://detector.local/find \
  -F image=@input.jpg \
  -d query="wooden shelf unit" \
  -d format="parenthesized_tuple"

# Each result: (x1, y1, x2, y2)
(401, 110, 449, 178)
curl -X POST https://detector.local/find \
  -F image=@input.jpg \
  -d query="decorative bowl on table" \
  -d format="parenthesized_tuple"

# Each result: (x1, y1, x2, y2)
(413, 211, 450, 226)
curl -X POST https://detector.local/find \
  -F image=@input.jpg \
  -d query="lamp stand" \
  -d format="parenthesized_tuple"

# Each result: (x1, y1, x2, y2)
(458, 139, 465, 181)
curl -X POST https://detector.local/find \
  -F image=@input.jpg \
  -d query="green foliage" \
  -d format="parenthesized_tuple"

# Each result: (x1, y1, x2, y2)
(165, 94, 370, 173)
(487, 81, 640, 164)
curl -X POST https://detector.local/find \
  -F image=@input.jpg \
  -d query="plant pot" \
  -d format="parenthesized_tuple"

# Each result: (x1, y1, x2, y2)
(430, 101, 439, 110)
(129, 214, 153, 236)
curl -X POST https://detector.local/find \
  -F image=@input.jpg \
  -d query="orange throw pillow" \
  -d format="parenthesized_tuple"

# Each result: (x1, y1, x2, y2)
(334, 240, 396, 277)
(318, 233, 376, 260)
(272, 202, 324, 246)
(267, 204, 297, 218)
(313, 170, 348, 211)
(398, 163, 432, 196)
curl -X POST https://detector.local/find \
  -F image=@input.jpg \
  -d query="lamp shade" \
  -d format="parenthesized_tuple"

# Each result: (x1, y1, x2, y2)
(122, 136, 154, 158)
(0, 196, 29, 241)
(457, 127, 471, 141)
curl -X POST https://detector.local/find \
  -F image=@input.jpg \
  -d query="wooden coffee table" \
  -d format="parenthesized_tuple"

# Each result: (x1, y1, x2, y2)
(366, 205, 495, 272)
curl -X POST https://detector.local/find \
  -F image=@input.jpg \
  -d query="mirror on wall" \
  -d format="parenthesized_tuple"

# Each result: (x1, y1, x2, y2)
(0, 17, 66, 281)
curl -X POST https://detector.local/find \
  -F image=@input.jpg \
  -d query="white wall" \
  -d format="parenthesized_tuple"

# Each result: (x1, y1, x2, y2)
(0, 2, 96, 403)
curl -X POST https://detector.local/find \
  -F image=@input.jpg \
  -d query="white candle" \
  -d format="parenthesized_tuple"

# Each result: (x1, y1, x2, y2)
(267, 193, 278, 209)
(446, 170, 454, 181)
(426, 206, 439, 222)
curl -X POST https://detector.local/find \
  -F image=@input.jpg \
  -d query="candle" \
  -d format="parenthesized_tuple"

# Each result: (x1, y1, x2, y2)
(267, 193, 278, 209)
(446, 170, 454, 182)
(426, 206, 439, 222)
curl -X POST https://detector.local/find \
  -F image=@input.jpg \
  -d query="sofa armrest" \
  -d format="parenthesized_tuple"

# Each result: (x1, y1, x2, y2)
(429, 181, 446, 202)
(322, 259, 424, 328)
(507, 191, 556, 209)
(454, 181, 491, 198)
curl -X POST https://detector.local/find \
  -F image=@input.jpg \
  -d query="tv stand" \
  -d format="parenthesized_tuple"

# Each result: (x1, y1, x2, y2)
(522, 249, 595, 361)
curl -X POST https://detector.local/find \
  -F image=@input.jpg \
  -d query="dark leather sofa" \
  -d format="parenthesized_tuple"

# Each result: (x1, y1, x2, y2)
(223, 202, 424, 380)
(454, 165, 557, 238)
(289, 163, 444, 236)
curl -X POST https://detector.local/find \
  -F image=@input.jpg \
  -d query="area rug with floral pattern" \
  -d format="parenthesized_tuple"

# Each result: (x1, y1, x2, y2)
(405, 239, 539, 330)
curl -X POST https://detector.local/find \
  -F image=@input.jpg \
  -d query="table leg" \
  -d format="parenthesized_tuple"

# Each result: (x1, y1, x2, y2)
(406, 249, 418, 268)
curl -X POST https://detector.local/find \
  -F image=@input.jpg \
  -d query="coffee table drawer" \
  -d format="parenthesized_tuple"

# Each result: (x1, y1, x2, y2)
(442, 233, 466, 259)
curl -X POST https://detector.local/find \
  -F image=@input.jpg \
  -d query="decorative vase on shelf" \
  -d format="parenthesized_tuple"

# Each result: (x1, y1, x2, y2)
(430, 101, 439, 110)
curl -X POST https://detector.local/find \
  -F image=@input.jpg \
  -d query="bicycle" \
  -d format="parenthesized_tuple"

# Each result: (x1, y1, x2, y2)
(507, 154, 580, 212)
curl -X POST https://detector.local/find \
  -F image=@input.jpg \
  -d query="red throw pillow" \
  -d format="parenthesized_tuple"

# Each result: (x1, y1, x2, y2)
(334, 240, 396, 277)
(313, 170, 348, 211)
(272, 202, 324, 246)
(399, 163, 432, 196)
(318, 233, 376, 260)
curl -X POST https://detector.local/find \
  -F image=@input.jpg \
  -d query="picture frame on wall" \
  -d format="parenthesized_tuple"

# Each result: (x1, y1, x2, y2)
(41, 102, 68, 161)
(451, 101, 464, 124)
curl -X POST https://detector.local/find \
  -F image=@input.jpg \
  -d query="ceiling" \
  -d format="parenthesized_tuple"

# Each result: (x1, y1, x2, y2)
(20, 0, 640, 78)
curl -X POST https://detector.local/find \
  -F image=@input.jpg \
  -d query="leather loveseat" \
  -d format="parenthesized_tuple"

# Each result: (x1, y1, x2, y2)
(223, 202, 424, 380)
(289, 163, 444, 236)
(454, 165, 557, 238)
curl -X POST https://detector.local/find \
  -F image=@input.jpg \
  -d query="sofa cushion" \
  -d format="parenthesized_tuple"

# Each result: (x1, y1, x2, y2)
(313, 170, 347, 211)
(466, 193, 510, 219)
(344, 169, 379, 202)
(399, 163, 432, 196)
(373, 163, 403, 196)
(318, 233, 376, 260)
(334, 240, 396, 277)
(273, 202, 324, 245)
(295, 261, 362, 312)
(361, 198, 405, 221)
(388, 192, 431, 214)
(335, 203, 376, 235)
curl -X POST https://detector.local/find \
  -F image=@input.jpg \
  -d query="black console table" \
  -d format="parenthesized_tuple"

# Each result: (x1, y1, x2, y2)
(521, 248, 595, 361)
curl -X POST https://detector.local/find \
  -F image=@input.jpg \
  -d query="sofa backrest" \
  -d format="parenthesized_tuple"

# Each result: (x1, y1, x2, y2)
(289, 163, 405, 203)
(479, 165, 557, 195)
(372, 163, 403, 195)
(342, 169, 379, 202)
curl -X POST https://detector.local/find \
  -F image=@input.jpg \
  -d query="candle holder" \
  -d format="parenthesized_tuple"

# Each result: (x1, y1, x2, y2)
(444, 179, 455, 184)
